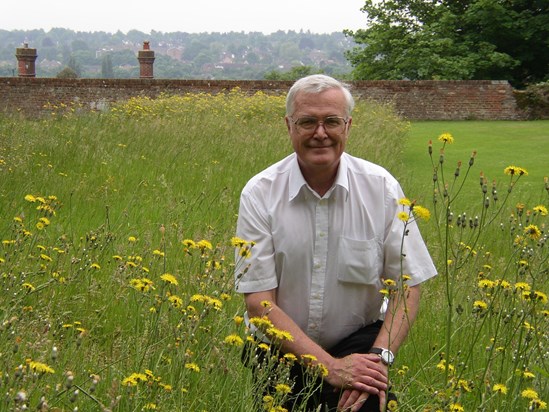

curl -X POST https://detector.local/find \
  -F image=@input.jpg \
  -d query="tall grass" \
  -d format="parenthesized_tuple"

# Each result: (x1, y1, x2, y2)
(0, 92, 547, 411)
(0, 91, 407, 411)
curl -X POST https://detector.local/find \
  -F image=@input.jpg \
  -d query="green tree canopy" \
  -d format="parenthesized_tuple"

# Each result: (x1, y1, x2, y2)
(345, 0, 549, 87)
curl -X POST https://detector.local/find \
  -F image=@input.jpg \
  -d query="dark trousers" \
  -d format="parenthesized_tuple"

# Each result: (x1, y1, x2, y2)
(243, 321, 394, 411)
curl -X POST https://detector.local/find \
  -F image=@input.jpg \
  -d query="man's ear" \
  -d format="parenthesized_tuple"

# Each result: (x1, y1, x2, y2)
(285, 116, 291, 133)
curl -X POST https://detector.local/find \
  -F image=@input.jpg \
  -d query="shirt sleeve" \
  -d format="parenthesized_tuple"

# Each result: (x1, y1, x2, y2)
(234, 187, 279, 294)
(382, 181, 438, 286)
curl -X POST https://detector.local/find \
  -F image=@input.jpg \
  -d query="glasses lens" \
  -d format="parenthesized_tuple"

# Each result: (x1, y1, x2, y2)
(294, 116, 346, 132)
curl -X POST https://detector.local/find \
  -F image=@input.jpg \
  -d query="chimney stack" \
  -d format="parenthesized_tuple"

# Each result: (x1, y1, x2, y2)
(138, 41, 155, 79)
(15, 43, 38, 77)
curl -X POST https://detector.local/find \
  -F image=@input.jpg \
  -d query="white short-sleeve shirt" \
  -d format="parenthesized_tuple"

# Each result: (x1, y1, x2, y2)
(235, 152, 437, 349)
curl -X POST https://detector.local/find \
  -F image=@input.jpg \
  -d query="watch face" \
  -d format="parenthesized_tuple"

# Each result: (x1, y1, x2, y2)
(382, 349, 394, 365)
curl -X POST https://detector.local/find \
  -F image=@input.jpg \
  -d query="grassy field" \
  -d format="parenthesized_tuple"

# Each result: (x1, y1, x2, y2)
(0, 93, 547, 412)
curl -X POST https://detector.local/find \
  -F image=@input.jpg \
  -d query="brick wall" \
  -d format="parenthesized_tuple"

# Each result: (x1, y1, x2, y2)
(0, 77, 523, 120)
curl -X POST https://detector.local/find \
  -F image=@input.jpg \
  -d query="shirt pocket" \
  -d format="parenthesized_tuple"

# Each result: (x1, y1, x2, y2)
(337, 236, 382, 285)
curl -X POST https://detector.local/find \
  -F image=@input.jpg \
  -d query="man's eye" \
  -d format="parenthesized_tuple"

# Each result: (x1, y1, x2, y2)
(324, 117, 342, 127)
(298, 118, 317, 128)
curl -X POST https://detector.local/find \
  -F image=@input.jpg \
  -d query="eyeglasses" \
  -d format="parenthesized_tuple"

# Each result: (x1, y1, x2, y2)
(290, 116, 348, 133)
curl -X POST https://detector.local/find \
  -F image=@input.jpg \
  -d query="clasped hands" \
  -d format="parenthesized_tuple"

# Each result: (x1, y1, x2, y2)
(326, 353, 388, 412)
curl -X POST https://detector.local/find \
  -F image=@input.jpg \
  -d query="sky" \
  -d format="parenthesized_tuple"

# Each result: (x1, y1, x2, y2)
(1, 0, 367, 34)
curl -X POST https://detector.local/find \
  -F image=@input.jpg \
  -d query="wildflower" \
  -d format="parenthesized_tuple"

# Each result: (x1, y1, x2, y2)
(387, 399, 398, 411)
(40, 253, 53, 262)
(152, 249, 165, 257)
(449, 403, 464, 412)
(283, 353, 298, 363)
(436, 359, 454, 373)
(231, 236, 249, 247)
(168, 295, 183, 308)
(473, 300, 488, 312)
(524, 224, 542, 240)
(478, 279, 495, 289)
(532, 290, 548, 304)
(398, 198, 412, 206)
(185, 363, 200, 372)
(128, 236, 137, 243)
(90, 263, 100, 270)
(383, 279, 397, 287)
(523, 370, 536, 379)
(267, 327, 294, 342)
(112, 255, 123, 261)
(457, 379, 473, 392)
(529, 399, 547, 410)
(515, 282, 531, 292)
(301, 354, 318, 363)
(401, 274, 412, 281)
(397, 211, 409, 222)
(492, 383, 508, 394)
(29, 361, 55, 374)
(182, 239, 196, 248)
(533, 205, 548, 216)
(22, 283, 35, 292)
(521, 388, 539, 400)
(224, 334, 244, 347)
(39, 217, 50, 226)
(438, 133, 454, 144)
(196, 239, 212, 250)
(504, 166, 528, 176)
(275, 383, 292, 394)
(233, 315, 244, 326)
(159, 383, 172, 392)
(160, 273, 178, 286)
(25, 194, 37, 202)
(249, 316, 274, 330)
(412, 205, 431, 221)
(261, 300, 272, 308)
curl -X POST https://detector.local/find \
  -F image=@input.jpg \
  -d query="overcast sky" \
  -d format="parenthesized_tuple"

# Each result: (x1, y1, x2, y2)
(1, 0, 367, 34)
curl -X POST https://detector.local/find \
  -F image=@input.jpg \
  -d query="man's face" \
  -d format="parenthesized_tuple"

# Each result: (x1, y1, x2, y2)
(285, 88, 352, 175)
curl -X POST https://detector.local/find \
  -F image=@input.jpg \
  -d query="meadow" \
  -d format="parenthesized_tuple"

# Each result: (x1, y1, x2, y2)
(0, 91, 547, 412)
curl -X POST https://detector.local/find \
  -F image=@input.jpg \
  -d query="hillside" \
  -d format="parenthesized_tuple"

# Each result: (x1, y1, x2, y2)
(0, 29, 355, 80)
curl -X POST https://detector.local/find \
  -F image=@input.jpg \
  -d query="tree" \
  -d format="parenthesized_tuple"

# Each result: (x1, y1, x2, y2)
(345, 0, 549, 87)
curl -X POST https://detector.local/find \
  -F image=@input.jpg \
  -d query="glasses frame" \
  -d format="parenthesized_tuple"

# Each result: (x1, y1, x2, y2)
(289, 115, 349, 133)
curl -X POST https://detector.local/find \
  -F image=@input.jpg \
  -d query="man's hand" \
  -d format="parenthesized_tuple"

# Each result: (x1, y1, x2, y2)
(325, 353, 388, 411)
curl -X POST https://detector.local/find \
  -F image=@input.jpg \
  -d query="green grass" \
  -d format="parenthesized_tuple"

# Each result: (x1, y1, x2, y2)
(0, 95, 547, 412)
(403, 121, 549, 206)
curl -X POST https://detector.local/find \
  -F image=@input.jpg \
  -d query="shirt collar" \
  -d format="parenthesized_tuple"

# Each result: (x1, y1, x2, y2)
(288, 153, 350, 202)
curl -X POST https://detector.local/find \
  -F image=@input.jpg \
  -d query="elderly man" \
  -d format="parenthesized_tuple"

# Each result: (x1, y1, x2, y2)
(236, 74, 437, 411)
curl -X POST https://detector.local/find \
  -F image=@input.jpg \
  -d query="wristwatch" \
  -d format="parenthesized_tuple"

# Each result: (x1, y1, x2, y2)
(369, 347, 395, 366)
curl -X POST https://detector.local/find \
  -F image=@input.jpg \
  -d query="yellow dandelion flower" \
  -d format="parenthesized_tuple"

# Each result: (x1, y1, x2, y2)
(90, 263, 100, 270)
(515, 282, 531, 292)
(493, 383, 508, 394)
(275, 383, 292, 394)
(152, 249, 165, 257)
(128, 236, 137, 243)
(182, 239, 196, 248)
(436, 360, 454, 373)
(184, 363, 200, 373)
(438, 133, 454, 144)
(249, 316, 274, 330)
(533, 205, 548, 216)
(196, 239, 212, 250)
(301, 354, 318, 363)
(258, 343, 270, 351)
(524, 224, 542, 240)
(387, 399, 398, 411)
(449, 403, 464, 412)
(397, 211, 409, 222)
(261, 300, 272, 308)
(521, 388, 539, 400)
(478, 279, 495, 289)
(233, 315, 244, 326)
(283, 353, 298, 363)
(504, 166, 528, 176)
(413, 205, 431, 221)
(473, 300, 488, 311)
(231, 236, 249, 247)
(523, 371, 536, 379)
(22, 282, 35, 292)
(144, 403, 157, 410)
(532, 290, 548, 304)
(267, 327, 294, 342)
(25, 194, 37, 202)
(29, 361, 55, 374)
(457, 379, 472, 392)
(40, 253, 53, 262)
(224, 334, 244, 347)
(168, 295, 183, 308)
(398, 197, 412, 206)
(160, 273, 178, 286)
(529, 399, 547, 410)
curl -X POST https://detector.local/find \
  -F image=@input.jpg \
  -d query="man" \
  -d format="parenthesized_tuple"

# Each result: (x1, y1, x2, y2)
(235, 74, 437, 411)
